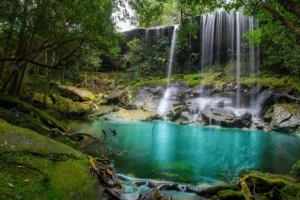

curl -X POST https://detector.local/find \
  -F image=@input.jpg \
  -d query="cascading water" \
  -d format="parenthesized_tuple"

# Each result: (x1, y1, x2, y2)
(148, 10, 260, 120)
(166, 25, 178, 87)
(236, 11, 241, 108)
(193, 10, 260, 120)
(157, 25, 179, 116)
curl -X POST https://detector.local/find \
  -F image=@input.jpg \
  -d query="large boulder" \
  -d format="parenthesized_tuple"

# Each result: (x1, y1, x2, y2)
(270, 104, 300, 133)
(201, 108, 236, 127)
(201, 108, 252, 128)
(51, 82, 95, 102)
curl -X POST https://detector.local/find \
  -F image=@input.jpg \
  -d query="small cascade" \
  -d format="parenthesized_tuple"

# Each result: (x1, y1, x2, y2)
(158, 25, 179, 116)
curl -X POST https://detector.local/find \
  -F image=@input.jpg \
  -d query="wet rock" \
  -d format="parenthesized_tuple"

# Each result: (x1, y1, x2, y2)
(258, 89, 276, 116)
(223, 83, 234, 92)
(201, 108, 236, 126)
(213, 84, 224, 93)
(170, 106, 184, 121)
(216, 100, 225, 108)
(201, 108, 252, 128)
(240, 112, 252, 121)
(270, 104, 300, 133)
(263, 106, 274, 123)
(177, 111, 190, 125)
(192, 84, 213, 97)
(146, 113, 163, 121)
(232, 118, 252, 129)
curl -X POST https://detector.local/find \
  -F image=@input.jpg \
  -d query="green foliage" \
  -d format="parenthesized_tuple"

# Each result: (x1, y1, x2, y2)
(0, 0, 121, 95)
(122, 37, 170, 81)
(131, 0, 300, 77)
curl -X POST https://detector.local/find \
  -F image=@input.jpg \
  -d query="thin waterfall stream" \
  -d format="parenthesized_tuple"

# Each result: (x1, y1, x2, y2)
(158, 25, 179, 116)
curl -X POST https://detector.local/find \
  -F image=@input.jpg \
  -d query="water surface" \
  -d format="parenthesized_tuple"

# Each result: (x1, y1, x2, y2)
(70, 120, 300, 185)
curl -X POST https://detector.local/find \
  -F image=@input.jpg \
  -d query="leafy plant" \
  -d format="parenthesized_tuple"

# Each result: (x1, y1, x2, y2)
(122, 37, 170, 81)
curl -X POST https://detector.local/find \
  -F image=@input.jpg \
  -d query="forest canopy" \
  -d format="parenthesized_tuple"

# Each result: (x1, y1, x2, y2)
(0, 0, 121, 96)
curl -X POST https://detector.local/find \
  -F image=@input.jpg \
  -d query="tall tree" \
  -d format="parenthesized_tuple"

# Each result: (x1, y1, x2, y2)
(0, 0, 120, 95)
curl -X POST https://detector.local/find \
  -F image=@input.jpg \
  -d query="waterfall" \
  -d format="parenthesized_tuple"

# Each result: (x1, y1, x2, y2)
(166, 25, 178, 87)
(158, 25, 179, 116)
(236, 12, 241, 108)
(201, 14, 216, 69)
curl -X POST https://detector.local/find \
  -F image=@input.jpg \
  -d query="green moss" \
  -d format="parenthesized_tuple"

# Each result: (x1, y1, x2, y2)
(241, 77, 287, 88)
(0, 120, 101, 199)
(217, 190, 244, 200)
(133, 78, 168, 87)
(239, 170, 300, 199)
(290, 160, 300, 177)
(0, 95, 67, 131)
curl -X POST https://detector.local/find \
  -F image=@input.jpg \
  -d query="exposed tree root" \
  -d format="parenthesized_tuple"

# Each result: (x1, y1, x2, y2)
(240, 180, 255, 200)
(85, 154, 122, 199)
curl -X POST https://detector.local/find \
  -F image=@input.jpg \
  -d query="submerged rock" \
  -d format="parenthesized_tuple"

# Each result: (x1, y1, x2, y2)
(270, 104, 300, 133)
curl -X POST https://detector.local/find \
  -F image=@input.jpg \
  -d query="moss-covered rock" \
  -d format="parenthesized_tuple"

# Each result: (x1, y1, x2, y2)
(0, 120, 101, 199)
(217, 190, 244, 200)
(239, 170, 300, 200)
(290, 160, 300, 177)
(51, 82, 96, 102)
(0, 95, 67, 132)
(51, 94, 94, 119)
(270, 104, 300, 133)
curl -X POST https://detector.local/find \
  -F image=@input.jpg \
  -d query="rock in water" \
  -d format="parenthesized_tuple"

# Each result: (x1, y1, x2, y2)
(170, 106, 184, 121)
(201, 108, 236, 127)
(201, 108, 253, 128)
(270, 104, 300, 133)
(240, 112, 252, 121)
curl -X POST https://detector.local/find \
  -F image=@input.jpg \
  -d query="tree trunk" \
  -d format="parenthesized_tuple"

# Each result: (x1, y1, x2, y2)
(277, 0, 300, 18)
(8, 72, 19, 96)
(16, 64, 27, 95)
